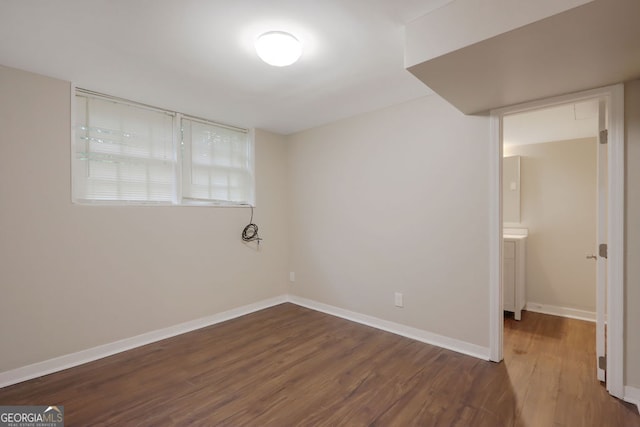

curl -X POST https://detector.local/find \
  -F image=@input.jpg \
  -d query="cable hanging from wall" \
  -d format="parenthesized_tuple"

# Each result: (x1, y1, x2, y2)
(242, 205, 262, 246)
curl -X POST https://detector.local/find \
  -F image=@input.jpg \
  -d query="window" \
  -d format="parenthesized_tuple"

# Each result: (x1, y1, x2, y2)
(181, 118, 254, 205)
(72, 90, 254, 206)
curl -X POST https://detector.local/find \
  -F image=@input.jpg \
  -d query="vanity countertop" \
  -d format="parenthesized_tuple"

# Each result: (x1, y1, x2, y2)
(504, 234, 527, 240)
(503, 228, 528, 239)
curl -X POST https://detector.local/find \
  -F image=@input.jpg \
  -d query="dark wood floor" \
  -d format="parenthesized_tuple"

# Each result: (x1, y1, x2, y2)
(0, 304, 637, 426)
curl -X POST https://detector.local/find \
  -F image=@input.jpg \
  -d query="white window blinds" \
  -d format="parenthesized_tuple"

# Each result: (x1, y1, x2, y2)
(72, 89, 254, 206)
(73, 94, 176, 203)
(181, 118, 254, 205)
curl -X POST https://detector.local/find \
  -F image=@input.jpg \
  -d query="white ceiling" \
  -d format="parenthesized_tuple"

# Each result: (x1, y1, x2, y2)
(503, 100, 598, 146)
(0, 0, 451, 135)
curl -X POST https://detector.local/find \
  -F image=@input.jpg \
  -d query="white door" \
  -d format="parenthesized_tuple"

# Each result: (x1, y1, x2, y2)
(595, 99, 608, 382)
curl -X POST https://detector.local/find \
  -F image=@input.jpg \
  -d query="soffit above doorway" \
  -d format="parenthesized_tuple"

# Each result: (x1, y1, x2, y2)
(406, 0, 640, 115)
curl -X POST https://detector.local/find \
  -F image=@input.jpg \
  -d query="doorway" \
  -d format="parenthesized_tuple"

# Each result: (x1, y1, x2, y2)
(502, 100, 599, 321)
(488, 85, 625, 399)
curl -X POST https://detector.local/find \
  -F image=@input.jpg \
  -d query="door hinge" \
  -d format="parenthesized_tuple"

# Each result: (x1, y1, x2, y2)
(599, 243, 608, 259)
(599, 355, 607, 370)
(599, 129, 608, 144)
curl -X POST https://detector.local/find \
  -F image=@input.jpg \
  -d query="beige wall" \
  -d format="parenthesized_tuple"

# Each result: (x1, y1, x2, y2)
(625, 79, 640, 388)
(505, 138, 597, 312)
(0, 66, 289, 373)
(286, 95, 491, 348)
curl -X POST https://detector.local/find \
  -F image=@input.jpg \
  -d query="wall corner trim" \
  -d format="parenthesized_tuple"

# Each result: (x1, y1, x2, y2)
(287, 295, 491, 361)
(0, 295, 288, 389)
(624, 386, 640, 412)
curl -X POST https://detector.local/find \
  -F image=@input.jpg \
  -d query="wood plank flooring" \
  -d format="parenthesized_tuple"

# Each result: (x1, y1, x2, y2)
(0, 304, 638, 426)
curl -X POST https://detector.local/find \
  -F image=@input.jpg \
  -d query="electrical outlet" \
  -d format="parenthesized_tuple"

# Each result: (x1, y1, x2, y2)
(394, 292, 404, 308)
(289, 272, 295, 282)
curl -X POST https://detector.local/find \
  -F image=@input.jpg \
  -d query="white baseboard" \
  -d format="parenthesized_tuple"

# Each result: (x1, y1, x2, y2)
(0, 294, 497, 389)
(525, 302, 596, 322)
(288, 295, 490, 361)
(0, 295, 287, 389)
(624, 386, 640, 412)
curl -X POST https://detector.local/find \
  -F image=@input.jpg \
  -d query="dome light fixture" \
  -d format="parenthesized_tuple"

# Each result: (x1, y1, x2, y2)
(255, 31, 302, 67)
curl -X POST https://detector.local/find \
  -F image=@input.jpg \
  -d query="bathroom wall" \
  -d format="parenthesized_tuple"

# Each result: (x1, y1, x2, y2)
(504, 138, 597, 314)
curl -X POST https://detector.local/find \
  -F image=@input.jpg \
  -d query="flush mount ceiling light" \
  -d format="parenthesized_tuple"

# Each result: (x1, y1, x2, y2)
(255, 31, 302, 67)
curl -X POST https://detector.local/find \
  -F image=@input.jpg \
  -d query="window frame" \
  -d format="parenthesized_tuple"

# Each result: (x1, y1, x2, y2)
(179, 114, 255, 207)
(71, 86, 255, 207)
